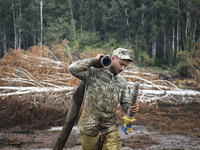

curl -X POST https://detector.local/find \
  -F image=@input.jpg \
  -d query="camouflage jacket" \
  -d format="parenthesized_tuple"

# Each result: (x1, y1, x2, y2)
(68, 57, 131, 136)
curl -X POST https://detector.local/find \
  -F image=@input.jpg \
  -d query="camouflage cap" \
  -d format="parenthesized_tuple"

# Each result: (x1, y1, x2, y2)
(112, 48, 132, 62)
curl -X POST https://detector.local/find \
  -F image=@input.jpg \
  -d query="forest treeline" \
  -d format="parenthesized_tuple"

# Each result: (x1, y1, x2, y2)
(0, 0, 200, 69)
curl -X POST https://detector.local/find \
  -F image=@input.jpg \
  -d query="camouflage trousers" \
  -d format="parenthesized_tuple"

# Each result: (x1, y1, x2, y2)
(80, 130, 122, 150)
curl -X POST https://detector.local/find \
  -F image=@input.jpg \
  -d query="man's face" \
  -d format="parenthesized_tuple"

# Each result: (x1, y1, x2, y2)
(109, 56, 130, 74)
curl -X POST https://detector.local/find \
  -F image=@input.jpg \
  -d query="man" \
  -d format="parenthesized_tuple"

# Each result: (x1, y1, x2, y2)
(68, 48, 139, 150)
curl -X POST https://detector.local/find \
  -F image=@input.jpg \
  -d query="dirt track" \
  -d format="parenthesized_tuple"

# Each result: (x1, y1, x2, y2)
(1, 124, 199, 150)
(0, 97, 200, 150)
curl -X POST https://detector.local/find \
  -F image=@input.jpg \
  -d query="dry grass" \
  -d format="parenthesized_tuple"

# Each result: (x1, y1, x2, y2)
(0, 47, 72, 88)
(134, 102, 200, 137)
(1, 94, 199, 137)
(0, 94, 70, 130)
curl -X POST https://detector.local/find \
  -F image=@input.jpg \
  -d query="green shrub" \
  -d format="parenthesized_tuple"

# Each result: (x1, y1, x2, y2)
(176, 50, 189, 64)
(138, 51, 155, 66)
(176, 61, 190, 76)
(76, 31, 103, 49)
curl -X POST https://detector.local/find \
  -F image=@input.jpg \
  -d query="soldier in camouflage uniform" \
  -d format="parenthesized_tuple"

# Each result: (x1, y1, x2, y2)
(68, 48, 139, 150)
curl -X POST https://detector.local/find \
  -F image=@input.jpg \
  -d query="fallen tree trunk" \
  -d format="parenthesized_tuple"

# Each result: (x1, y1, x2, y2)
(140, 89, 200, 96)
(53, 81, 85, 150)
(0, 86, 74, 97)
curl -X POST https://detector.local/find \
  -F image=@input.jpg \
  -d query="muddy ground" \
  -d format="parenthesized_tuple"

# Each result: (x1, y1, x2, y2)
(0, 95, 200, 150)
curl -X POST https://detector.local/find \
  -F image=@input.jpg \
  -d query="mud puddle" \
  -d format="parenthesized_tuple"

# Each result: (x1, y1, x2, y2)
(34, 125, 199, 150)
(1, 125, 200, 150)
(122, 125, 200, 150)
(1, 102, 200, 150)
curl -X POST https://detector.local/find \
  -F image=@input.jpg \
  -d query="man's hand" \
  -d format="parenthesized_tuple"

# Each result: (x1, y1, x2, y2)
(129, 102, 139, 113)
(96, 54, 104, 61)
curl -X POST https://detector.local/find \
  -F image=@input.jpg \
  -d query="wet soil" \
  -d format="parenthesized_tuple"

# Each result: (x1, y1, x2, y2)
(0, 97, 200, 149)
